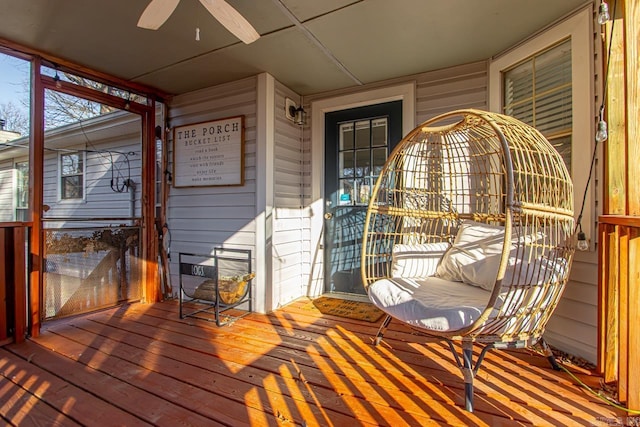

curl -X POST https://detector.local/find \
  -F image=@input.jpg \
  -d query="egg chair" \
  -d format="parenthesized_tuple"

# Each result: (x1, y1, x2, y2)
(361, 109, 575, 412)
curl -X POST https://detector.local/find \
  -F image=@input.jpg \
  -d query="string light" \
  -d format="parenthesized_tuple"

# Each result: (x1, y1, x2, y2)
(598, 0, 611, 25)
(595, 117, 608, 143)
(574, 0, 617, 250)
(577, 227, 589, 251)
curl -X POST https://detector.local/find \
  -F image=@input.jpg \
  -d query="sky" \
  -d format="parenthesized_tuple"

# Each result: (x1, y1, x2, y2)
(0, 53, 30, 109)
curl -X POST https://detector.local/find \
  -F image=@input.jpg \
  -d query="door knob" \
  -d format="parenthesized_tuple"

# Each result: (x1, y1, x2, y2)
(324, 212, 333, 219)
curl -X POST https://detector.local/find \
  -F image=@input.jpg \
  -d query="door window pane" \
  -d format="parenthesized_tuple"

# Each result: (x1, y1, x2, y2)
(355, 149, 370, 178)
(340, 151, 354, 178)
(338, 179, 354, 205)
(372, 147, 387, 176)
(337, 115, 390, 205)
(371, 118, 388, 147)
(355, 120, 371, 149)
(339, 123, 354, 150)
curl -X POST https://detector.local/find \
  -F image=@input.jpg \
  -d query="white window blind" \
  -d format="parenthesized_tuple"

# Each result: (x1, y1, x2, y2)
(503, 39, 572, 173)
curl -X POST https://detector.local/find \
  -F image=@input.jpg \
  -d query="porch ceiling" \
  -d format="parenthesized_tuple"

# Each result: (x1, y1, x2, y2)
(0, 0, 588, 97)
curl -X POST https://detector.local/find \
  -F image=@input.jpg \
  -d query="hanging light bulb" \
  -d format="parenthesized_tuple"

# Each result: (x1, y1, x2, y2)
(577, 230, 589, 251)
(53, 69, 62, 89)
(596, 119, 608, 142)
(598, 0, 611, 25)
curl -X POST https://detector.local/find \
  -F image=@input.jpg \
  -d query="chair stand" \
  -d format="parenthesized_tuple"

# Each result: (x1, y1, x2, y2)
(539, 338, 562, 371)
(373, 315, 393, 346)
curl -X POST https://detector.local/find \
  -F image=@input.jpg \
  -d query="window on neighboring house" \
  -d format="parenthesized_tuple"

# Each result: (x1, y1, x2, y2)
(503, 39, 572, 174)
(60, 151, 84, 199)
(15, 161, 29, 221)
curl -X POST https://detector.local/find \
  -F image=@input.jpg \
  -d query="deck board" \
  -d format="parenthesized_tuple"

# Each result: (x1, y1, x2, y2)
(0, 299, 626, 426)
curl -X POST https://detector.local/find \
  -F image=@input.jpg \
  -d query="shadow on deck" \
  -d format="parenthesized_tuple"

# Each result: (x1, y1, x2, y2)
(0, 299, 626, 426)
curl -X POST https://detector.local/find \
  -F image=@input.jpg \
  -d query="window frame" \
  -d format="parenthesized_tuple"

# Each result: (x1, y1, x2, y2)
(58, 150, 86, 201)
(14, 159, 29, 221)
(489, 6, 594, 243)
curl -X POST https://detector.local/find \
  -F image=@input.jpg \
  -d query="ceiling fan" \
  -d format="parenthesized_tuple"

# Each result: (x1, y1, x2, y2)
(137, 0, 260, 44)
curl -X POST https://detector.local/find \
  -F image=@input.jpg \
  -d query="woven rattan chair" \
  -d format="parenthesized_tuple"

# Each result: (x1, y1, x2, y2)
(361, 109, 575, 412)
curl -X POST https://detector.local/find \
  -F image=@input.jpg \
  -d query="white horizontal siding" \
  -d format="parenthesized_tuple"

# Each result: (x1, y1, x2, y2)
(167, 77, 259, 297)
(416, 61, 488, 122)
(546, 251, 600, 362)
(272, 80, 305, 306)
(0, 169, 14, 221)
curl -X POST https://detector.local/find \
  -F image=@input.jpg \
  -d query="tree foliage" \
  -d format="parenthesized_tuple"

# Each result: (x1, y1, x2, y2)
(0, 101, 29, 136)
(45, 73, 123, 130)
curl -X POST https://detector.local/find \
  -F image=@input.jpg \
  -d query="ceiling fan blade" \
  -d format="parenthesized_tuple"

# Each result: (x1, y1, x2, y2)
(137, 0, 181, 30)
(198, 0, 260, 44)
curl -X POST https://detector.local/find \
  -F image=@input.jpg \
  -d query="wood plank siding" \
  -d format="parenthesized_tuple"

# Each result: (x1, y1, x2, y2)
(0, 299, 626, 426)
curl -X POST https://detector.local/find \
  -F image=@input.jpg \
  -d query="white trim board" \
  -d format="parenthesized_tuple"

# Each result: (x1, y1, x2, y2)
(308, 83, 416, 296)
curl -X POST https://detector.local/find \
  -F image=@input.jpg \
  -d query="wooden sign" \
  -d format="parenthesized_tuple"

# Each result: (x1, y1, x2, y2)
(173, 116, 244, 187)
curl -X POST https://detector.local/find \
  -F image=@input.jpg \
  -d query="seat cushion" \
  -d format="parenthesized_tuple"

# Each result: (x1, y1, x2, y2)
(391, 242, 449, 278)
(368, 277, 492, 332)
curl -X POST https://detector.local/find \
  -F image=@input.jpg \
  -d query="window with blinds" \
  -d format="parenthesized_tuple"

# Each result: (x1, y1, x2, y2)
(60, 151, 84, 199)
(503, 39, 572, 174)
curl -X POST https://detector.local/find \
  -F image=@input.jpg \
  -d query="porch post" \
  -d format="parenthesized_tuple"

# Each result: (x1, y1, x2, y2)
(28, 57, 45, 338)
(141, 105, 159, 302)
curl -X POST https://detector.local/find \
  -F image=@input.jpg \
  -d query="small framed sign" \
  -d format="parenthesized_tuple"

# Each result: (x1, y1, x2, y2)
(173, 116, 245, 187)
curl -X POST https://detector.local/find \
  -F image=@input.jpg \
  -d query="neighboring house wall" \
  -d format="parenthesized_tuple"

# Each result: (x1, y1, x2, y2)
(39, 113, 143, 223)
(0, 160, 14, 221)
(0, 113, 143, 224)
(42, 140, 142, 220)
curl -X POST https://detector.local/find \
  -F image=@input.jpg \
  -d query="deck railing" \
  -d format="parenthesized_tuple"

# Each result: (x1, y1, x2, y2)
(42, 221, 142, 319)
(598, 215, 640, 411)
(0, 222, 29, 344)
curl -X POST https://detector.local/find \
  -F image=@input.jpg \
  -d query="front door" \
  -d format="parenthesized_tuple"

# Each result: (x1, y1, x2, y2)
(324, 101, 402, 295)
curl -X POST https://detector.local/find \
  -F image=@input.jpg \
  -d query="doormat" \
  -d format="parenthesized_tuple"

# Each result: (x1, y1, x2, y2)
(304, 296, 385, 323)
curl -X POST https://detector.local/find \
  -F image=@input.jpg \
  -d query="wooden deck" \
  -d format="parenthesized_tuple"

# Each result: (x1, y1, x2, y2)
(0, 298, 626, 426)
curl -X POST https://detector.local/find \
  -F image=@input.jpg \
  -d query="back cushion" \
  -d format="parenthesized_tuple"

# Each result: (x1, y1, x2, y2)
(391, 242, 450, 278)
(435, 220, 505, 290)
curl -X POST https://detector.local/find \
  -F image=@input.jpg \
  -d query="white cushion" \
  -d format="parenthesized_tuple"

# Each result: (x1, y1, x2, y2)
(436, 220, 505, 291)
(391, 242, 449, 278)
(368, 277, 492, 332)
